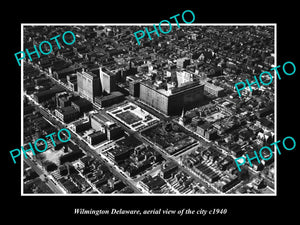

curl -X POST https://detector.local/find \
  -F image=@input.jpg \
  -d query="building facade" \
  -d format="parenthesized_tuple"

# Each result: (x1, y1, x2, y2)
(139, 80, 204, 115)
(55, 106, 80, 123)
(94, 91, 124, 108)
(176, 70, 194, 87)
(100, 67, 116, 94)
(90, 113, 107, 133)
(77, 70, 101, 102)
(203, 81, 225, 97)
(87, 131, 107, 145)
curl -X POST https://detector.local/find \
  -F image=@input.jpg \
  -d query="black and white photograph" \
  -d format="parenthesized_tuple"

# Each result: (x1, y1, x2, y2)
(3, 3, 298, 221)
(21, 24, 276, 196)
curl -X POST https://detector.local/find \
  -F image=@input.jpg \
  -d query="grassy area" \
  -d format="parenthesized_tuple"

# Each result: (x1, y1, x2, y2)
(116, 111, 142, 125)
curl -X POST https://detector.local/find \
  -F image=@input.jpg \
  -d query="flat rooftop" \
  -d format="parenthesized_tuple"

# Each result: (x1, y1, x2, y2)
(141, 80, 203, 97)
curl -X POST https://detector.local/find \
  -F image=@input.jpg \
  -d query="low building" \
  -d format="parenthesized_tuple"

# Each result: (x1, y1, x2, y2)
(161, 161, 178, 179)
(229, 143, 243, 157)
(71, 98, 93, 114)
(255, 105, 274, 118)
(70, 173, 90, 190)
(34, 85, 65, 103)
(252, 177, 265, 190)
(56, 92, 79, 108)
(69, 118, 91, 133)
(55, 106, 80, 123)
(90, 113, 109, 132)
(127, 160, 152, 177)
(196, 122, 211, 137)
(54, 66, 78, 80)
(140, 175, 167, 192)
(80, 155, 94, 167)
(94, 91, 124, 108)
(87, 131, 107, 145)
(194, 163, 220, 183)
(90, 113, 123, 140)
(218, 157, 233, 171)
(67, 74, 78, 92)
(205, 128, 218, 141)
(222, 177, 241, 193)
(203, 81, 225, 97)
(58, 177, 81, 193)
(58, 96, 72, 108)
(246, 150, 264, 171)
(177, 57, 190, 69)
(256, 118, 274, 130)
(107, 147, 134, 162)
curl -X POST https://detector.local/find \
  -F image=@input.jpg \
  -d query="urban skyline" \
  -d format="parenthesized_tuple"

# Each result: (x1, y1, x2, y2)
(22, 24, 276, 195)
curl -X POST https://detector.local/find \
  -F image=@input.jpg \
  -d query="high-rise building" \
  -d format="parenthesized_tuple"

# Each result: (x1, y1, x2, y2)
(129, 80, 140, 97)
(139, 80, 204, 115)
(127, 76, 141, 97)
(100, 67, 117, 94)
(77, 69, 101, 102)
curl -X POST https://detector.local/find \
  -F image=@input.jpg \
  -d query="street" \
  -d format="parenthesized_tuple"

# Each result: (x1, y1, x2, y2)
(24, 158, 65, 194)
(25, 92, 142, 194)
(23, 63, 255, 195)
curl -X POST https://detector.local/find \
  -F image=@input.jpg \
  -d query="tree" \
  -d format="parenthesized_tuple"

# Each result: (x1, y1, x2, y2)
(45, 161, 58, 172)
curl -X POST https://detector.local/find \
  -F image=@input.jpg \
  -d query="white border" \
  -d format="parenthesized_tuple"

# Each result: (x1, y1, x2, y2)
(21, 23, 277, 196)
(21, 25, 24, 195)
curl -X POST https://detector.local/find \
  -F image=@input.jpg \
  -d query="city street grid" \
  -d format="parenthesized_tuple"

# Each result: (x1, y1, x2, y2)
(20, 23, 277, 196)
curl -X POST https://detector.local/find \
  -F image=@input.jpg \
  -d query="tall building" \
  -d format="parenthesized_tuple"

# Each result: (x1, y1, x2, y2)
(127, 76, 141, 97)
(77, 69, 101, 102)
(139, 80, 204, 116)
(129, 80, 140, 97)
(100, 67, 117, 94)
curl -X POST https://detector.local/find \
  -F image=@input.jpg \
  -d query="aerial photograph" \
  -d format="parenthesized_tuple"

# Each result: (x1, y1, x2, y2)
(22, 24, 275, 195)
